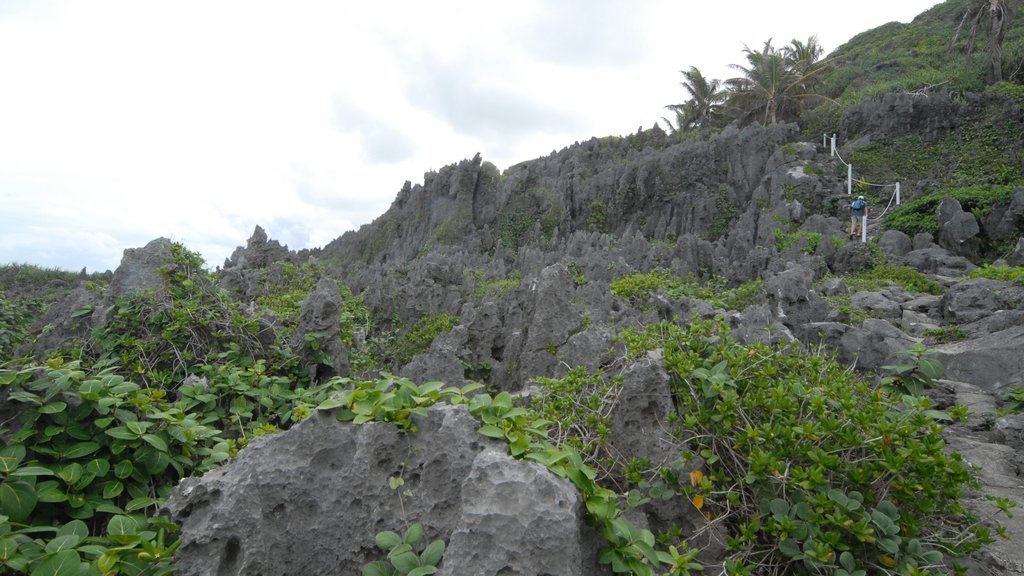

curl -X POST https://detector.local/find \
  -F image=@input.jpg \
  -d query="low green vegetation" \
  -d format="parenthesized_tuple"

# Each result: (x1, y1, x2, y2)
(969, 264, 1024, 285)
(530, 367, 621, 471)
(468, 270, 521, 299)
(610, 270, 764, 311)
(773, 229, 822, 255)
(0, 296, 44, 360)
(844, 263, 944, 295)
(884, 185, 1020, 237)
(922, 325, 967, 344)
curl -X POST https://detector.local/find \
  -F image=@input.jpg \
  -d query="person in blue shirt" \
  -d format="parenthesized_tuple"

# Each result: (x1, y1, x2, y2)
(850, 195, 867, 237)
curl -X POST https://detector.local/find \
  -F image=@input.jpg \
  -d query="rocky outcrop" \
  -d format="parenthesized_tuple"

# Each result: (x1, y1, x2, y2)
(165, 404, 605, 576)
(289, 277, 350, 381)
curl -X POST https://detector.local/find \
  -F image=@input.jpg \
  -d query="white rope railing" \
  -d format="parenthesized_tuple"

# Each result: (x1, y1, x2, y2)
(823, 134, 902, 243)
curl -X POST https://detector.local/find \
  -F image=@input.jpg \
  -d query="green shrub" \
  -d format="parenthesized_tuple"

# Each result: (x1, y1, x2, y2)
(530, 367, 622, 469)
(0, 296, 44, 360)
(619, 319, 988, 574)
(0, 357, 351, 575)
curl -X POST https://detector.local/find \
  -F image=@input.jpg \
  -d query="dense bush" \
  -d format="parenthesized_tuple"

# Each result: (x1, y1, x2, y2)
(617, 319, 988, 575)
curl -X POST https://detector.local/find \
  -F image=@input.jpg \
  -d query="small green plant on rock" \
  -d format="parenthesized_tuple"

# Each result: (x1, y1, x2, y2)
(362, 523, 445, 576)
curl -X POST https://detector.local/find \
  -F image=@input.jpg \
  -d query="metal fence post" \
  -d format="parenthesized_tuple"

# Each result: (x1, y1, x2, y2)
(847, 164, 852, 195)
(896, 182, 901, 206)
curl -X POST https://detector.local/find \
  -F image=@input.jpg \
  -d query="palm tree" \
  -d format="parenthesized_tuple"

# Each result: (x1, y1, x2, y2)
(725, 39, 796, 125)
(663, 66, 726, 133)
(724, 37, 830, 126)
(951, 0, 1016, 84)
(783, 36, 827, 91)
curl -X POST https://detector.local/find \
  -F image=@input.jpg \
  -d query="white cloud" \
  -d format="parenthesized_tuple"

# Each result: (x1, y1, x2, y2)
(0, 0, 942, 272)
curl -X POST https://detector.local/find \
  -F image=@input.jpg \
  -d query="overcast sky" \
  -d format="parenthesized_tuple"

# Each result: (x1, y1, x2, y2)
(0, 0, 942, 272)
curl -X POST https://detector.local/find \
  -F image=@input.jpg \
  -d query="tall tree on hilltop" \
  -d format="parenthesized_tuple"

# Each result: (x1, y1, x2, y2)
(663, 66, 726, 134)
(784, 35, 829, 92)
(725, 39, 797, 125)
(724, 37, 830, 126)
(951, 0, 1017, 84)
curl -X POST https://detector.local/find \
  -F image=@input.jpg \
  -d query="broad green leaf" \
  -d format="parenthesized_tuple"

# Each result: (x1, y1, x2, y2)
(39, 402, 68, 415)
(839, 551, 856, 571)
(62, 442, 101, 460)
(58, 463, 83, 485)
(477, 424, 505, 439)
(108, 382, 140, 395)
(9, 466, 55, 477)
(919, 358, 943, 380)
(142, 434, 168, 453)
(44, 535, 81, 554)
(125, 421, 150, 436)
(104, 427, 137, 441)
(585, 496, 617, 521)
(921, 550, 943, 563)
(778, 538, 802, 559)
(420, 539, 445, 567)
(56, 520, 88, 542)
(0, 480, 38, 521)
(85, 458, 110, 478)
(0, 445, 26, 473)
(102, 481, 124, 500)
(403, 523, 424, 546)
(361, 560, 397, 576)
(375, 531, 402, 550)
(29, 549, 80, 576)
(769, 498, 790, 519)
(35, 481, 68, 503)
(107, 515, 141, 544)
(113, 461, 134, 479)
(125, 497, 158, 512)
(139, 448, 170, 475)
(0, 537, 17, 561)
(407, 567, 437, 576)
(389, 549, 420, 573)
(633, 540, 660, 565)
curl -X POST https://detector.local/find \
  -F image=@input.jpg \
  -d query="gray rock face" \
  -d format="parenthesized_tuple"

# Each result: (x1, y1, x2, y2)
(289, 277, 350, 381)
(399, 326, 470, 387)
(438, 450, 586, 576)
(520, 264, 589, 378)
(939, 278, 1024, 324)
(980, 188, 1024, 244)
(936, 197, 981, 258)
(902, 247, 977, 277)
(609, 353, 679, 469)
(108, 237, 173, 299)
(166, 405, 600, 576)
(838, 319, 918, 370)
(1005, 237, 1024, 267)
(877, 229, 913, 259)
(850, 291, 903, 321)
(935, 325, 1024, 393)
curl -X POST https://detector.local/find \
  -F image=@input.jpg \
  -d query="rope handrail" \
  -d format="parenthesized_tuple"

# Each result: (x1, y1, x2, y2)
(823, 133, 903, 241)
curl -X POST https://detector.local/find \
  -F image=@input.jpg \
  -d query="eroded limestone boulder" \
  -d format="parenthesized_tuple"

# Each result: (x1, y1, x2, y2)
(165, 405, 603, 576)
